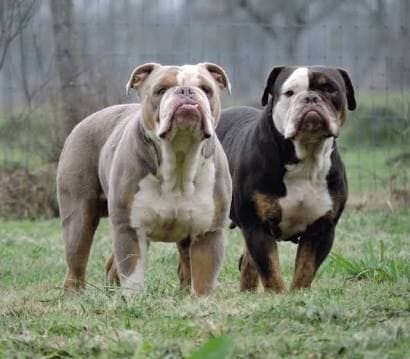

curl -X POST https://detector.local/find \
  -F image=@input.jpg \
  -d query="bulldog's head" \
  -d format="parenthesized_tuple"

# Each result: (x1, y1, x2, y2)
(261, 66, 356, 143)
(127, 63, 231, 141)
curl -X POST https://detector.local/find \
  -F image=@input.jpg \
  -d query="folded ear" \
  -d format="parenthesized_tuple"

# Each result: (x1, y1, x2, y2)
(261, 66, 285, 106)
(337, 68, 356, 111)
(201, 63, 231, 95)
(126, 63, 161, 96)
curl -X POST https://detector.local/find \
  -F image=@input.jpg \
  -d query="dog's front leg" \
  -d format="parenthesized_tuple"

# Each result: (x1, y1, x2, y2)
(190, 230, 224, 296)
(176, 237, 192, 289)
(238, 248, 259, 292)
(242, 227, 285, 293)
(290, 219, 335, 290)
(111, 223, 148, 294)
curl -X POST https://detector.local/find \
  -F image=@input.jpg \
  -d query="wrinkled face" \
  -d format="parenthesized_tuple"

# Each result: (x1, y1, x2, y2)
(269, 66, 355, 143)
(128, 63, 230, 142)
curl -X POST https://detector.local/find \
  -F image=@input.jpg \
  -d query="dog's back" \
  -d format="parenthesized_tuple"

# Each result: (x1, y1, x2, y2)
(57, 104, 139, 220)
(217, 106, 260, 142)
(216, 106, 262, 175)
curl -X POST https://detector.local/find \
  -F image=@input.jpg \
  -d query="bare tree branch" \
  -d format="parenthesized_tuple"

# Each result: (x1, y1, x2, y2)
(238, 0, 350, 62)
(238, 0, 279, 40)
(0, 0, 39, 72)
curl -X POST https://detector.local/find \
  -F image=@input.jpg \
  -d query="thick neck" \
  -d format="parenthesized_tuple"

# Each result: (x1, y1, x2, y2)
(289, 137, 334, 181)
(256, 103, 299, 166)
(158, 130, 204, 193)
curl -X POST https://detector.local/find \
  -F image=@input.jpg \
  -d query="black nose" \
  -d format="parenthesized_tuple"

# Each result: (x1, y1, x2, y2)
(176, 86, 195, 97)
(304, 94, 319, 104)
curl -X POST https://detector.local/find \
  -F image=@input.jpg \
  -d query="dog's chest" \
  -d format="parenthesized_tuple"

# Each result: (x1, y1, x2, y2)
(130, 159, 215, 242)
(278, 156, 333, 239)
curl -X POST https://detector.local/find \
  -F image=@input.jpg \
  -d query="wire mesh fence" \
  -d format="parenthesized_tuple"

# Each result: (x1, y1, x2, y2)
(0, 0, 409, 218)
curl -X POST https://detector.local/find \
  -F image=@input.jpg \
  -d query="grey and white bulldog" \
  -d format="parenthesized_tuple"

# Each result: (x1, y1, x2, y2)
(57, 62, 232, 296)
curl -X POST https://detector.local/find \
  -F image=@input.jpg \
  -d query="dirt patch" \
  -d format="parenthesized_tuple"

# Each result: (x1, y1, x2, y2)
(0, 164, 59, 219)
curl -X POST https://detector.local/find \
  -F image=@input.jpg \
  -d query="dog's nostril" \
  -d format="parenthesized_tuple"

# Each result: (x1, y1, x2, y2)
(177, 87, 194, 97)
(305, 95, 319, 104)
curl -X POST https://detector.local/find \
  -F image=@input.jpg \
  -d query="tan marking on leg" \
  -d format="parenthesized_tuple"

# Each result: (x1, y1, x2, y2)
(290, 240, 316, 290)
(252, 191, 281, 222)
(239, 249, 259, 292)
(211, 194, 227, 228)
(105, 253, 120, 286)
(260, 241, 285, 293)
(176, 239, 191, 289)
(190, 230, 224, 296)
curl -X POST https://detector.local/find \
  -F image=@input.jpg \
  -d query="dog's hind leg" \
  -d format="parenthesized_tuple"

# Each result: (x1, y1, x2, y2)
(190, 230, 224, 296)
(61, 198, 101, 291)
(242, 227, 285, 294)
(176, 237, 191, 289)
(239, 248, 259, 292)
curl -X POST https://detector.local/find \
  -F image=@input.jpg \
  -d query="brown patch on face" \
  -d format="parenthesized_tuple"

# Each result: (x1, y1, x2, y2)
(290, 240, 316, 290)
(198, 73, 221, 126)
(239, 249, 259, 291)
(141, 98, 159, 132)
(159, 71, 178, 88)
(140, 70, 179, 132)
(252, 191, 281, 222)
(177, 238, 191, 289)
(259, 242, 285, 293)
(317, 74, 328, 85)
(338, 107, 347, 126)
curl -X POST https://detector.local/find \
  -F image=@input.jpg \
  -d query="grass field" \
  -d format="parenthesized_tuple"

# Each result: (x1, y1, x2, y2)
(0, 208, 409, 358)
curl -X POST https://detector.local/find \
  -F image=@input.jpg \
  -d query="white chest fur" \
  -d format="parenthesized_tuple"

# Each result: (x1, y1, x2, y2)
(130, 150, 215, 242)
(278, 139, 334, 239)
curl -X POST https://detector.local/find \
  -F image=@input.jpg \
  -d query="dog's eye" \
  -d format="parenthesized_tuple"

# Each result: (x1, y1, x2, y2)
(322, 85, 336, 94)
(284, 90, 294, 97)
(155, 87, 168, 96)
(200, 85, 212, 96)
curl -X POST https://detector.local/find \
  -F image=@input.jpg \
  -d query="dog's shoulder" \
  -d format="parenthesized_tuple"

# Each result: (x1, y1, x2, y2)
(65, 104, 140, 147)
(217, 106, 261, 141)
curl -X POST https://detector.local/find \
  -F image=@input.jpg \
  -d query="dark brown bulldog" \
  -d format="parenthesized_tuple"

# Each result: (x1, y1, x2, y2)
(216, 66, 356, 292)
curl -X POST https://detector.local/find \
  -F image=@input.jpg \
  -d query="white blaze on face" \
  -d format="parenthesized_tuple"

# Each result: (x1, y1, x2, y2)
(272, 67, 309, 138)
(156, 66, 215, 140)
(177, 65, 202, 85)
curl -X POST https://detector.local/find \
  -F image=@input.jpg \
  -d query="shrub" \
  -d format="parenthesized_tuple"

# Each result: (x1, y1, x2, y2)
(342, 105, 409, 146)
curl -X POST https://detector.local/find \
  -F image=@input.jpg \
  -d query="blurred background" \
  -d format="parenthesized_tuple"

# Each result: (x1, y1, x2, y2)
(0, 0, 409, 219)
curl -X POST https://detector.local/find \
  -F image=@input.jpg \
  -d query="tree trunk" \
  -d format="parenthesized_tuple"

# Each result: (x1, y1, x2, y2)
(49, 0, 85, 139)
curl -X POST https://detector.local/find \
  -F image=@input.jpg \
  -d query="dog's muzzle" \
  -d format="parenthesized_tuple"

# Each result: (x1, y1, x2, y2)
(158, 87, 212, 140)
(293, 103, 337, 140)
(299, 110, 327, 133)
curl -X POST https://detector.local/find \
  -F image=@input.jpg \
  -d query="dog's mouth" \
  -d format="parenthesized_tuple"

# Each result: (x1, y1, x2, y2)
(158, 101, 210, 140)
(290, 107, 337, 141)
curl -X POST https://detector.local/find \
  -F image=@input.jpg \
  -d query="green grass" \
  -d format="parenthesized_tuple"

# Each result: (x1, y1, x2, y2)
(340, 145, 409, 195)
(1, 208, 409, 358)
(357, 91, 410, 111)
